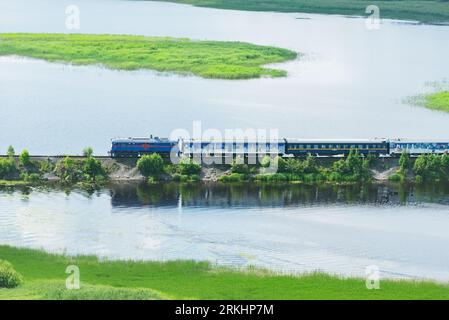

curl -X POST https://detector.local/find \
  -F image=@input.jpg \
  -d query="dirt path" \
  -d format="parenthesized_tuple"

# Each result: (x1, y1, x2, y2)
(372, 167, 399, 181)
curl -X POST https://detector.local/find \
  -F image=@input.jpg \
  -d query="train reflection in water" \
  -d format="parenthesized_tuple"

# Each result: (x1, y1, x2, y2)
(109, 182, 449, 209)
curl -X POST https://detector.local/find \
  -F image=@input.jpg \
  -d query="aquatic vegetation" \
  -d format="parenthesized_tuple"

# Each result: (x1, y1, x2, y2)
(422, 91, 449, 113)
(0, 33, 297, 80)
(1, 245, 449, 299)
(152, 0, 449, 23)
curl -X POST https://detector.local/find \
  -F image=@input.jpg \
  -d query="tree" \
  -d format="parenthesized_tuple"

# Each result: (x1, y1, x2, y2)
(230, 157, 249, 174)
(0, 158, 16, 179)
(441, 154, 449, 178)
(177, 158, 201, 175)
(19, 150, 31, 168)
(398, 151, 410, 176)
(7, 146, 15, 158)
(83, 147, 94, 158)
(137, 154, 164, 177)
(260, 155, 271, 168)
(83, 157, 105, 181)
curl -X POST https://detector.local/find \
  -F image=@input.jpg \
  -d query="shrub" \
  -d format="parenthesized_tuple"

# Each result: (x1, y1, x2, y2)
(7, 146, 15, 158)
(415, 175, 423, 184)
(54, 156, 84, 182)
(19, 149, 31, 168)
(83, 157, 106, 181)
(83, 147, 94, 158)
(413, 154, 447, 182)
(172, 173, 200, 182)
(39, 158, 55, 173)
(255, 173, 289, 182)
(388, 173, 402, 182)
(399, 151, 410, 173)
(177, 158, 201, 175)
(20, 172, 41, 183)
(0, 157, 16, 179)
(260, 155, 272, 168)
(0, 260, 23, 288)
(219, 173, 247, 182)
(230, 157, 250, 174)
(137, 154, 164, 177)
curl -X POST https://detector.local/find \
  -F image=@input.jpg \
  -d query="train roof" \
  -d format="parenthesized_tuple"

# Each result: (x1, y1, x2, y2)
(390, 139, 449, 143)
(183, 139, 285, 143)
(284, 138, 387, 143)
(112, 137, 177, 143)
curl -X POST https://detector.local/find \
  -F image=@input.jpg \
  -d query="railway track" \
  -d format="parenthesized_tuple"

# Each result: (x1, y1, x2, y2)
(0, 155, 112, 159)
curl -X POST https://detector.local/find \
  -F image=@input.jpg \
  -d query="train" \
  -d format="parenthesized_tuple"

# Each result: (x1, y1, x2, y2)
(110, 136, 449, 158)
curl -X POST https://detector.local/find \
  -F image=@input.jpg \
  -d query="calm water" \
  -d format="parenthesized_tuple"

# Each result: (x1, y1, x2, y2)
(1, 0, 449, 154)
(1, 183, 449, 280)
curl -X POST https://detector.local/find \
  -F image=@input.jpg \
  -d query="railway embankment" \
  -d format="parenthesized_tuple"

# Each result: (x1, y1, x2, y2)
(3, 150, 449, 187)
(0, 151, 425, 188)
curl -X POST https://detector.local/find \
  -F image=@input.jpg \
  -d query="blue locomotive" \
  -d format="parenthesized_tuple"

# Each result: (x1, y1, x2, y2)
(110, 136, 178, 158)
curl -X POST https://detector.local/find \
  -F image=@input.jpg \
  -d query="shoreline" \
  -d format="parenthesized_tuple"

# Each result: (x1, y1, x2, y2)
(151, 0, 449, 24)
(1, 245, 449, 300)
(0, 153, 439, 189)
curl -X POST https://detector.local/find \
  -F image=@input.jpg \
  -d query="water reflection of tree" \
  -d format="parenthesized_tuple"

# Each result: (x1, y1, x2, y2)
(108, 182, 449, 208)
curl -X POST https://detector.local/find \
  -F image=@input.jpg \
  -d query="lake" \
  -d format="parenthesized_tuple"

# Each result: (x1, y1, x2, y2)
(1, 0, 449, 154)
(1, 182, 449, 281)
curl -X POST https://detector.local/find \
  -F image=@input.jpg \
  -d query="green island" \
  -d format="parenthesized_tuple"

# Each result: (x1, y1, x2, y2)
(151, 0, 449, 24)
(0, 33, 297, 80)
(1, 245, 449, 299)
(2, 146, 449, 188)
(420, 91, 449, 113)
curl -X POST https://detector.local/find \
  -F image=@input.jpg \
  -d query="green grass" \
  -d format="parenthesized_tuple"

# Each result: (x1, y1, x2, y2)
(0, 180, 31, 187)
(0, 33, 297, 80)
(1, 245, 449, 300)
(422, 91, 449, 113)
(151, 0, 449, 23)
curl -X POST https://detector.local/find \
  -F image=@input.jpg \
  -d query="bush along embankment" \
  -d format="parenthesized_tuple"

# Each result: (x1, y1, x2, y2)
(388, 152, 449, 184)
(136, 151, 375, 185)
(219, 150, 375, 185)
(137, 154, 202, 183)
(0, 146, 109, 189)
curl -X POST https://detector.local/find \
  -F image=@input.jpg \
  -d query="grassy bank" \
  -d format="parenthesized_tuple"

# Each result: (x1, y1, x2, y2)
(0, 33, 297, 80)
(152, 0, 449, 23)
(1, 245, 449, 300)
